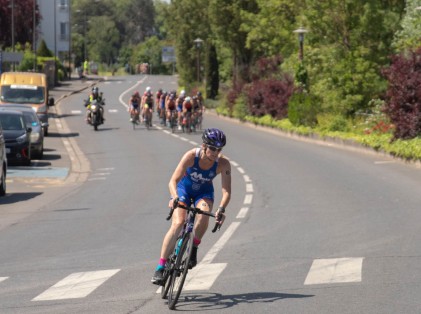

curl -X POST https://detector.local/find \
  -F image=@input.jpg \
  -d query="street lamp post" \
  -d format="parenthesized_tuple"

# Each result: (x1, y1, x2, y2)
(11, 0, 15, 71)
(76, 10, 87, 62)
(33, 0, 37, 71)
(193, 38, 203, 82)
(293, 27, 308, 61)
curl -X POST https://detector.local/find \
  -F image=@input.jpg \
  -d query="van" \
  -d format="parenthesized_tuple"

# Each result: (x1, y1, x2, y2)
(0, 72, 54, 136)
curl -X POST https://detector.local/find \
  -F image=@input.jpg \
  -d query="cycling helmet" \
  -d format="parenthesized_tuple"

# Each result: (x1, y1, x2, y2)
(180, 90, 186, 96)
(146, 86, 151, 92)
(185, 96, 191, 102)
(92, 87, 99, 93)
(202, 128, 226, 148)
(197, 91, 202, 96)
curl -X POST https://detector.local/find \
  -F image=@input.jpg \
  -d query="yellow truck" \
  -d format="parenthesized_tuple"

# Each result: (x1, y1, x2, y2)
(0, 72, 54, 136)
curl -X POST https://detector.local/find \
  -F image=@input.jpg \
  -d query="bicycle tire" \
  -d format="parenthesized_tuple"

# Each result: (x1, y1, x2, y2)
(161, 254, 175, 299)
(145, 115, 150, 130)
(167, 233, 192, 310)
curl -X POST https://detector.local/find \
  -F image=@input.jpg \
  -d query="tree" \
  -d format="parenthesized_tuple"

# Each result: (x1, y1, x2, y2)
(241, 0, 299, 58)
(298, 0, 404, 115)
(208, 0, 258, 85)
(87, 16, 120, 65)
(206, 44, 219, 99)
(131, 36, 165, 74)
(392, 0, 421, 51)
(37, 39, 53, 57)
(162, 0, 214, 86)
(114, 0, 155, 45)
(0, 0, 41, 49)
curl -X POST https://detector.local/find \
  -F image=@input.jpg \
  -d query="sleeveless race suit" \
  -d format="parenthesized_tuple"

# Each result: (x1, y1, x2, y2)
(176, 148, 219, 207)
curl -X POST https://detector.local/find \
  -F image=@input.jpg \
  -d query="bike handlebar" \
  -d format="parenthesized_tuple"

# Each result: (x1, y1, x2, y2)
(166, 202, 223, 233)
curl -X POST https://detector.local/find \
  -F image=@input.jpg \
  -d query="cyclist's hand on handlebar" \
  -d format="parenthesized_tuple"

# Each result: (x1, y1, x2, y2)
(169, 197, 179, 209)
(215, 207, 226, 226)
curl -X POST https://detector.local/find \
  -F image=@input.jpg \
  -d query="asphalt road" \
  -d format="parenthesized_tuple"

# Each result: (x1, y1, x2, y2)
(0, 75, 420, 314)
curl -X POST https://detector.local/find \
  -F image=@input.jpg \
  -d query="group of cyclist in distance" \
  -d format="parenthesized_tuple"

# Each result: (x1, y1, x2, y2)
(128, 86, 205, 132)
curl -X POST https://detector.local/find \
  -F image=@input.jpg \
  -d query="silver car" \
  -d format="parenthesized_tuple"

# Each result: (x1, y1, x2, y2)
(0, 104, 44, 159)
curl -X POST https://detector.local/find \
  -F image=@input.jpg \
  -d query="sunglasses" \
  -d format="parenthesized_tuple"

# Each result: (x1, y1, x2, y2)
(207, 145, 222, 152)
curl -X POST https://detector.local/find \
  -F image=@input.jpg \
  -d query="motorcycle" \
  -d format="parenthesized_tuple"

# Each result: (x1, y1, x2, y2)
(85, 99, 105, 131)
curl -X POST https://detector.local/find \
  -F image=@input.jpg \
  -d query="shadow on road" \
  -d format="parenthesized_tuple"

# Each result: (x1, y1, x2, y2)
(39, 154, 61, 162)
(0, 192, 43, 205)
(47, 132, 80, 138)
(174, 291, 315, 311)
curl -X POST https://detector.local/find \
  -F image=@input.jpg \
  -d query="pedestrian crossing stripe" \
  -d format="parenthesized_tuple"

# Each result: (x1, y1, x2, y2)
(32, 269, 120, 301)
(2, 258, 365, 301)
(304, 258, 363, 285)
(183, 263, 227, 291)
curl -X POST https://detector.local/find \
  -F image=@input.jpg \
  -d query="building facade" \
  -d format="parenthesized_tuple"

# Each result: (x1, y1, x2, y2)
(37, 0, 70, 63)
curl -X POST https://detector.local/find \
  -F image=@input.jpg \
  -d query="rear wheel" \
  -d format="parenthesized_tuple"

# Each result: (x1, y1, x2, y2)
(168, 233, 192, 310)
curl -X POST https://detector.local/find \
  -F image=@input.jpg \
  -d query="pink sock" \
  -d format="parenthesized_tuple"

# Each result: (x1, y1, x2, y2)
(193, 237, 201, 246)
(159, 258, 167, 267)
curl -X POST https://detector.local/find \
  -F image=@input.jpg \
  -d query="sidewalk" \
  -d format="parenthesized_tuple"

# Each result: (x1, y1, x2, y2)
(47, 74, 103, 184)
(49, 74, 103, 103)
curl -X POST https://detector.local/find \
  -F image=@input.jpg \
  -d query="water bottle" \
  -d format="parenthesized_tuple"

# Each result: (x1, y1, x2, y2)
(175, 238, 183, 255)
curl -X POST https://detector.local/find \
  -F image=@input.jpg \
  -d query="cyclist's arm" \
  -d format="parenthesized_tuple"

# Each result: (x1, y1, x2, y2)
(168, 149, 195, 199)
(218, 157, 232, 209)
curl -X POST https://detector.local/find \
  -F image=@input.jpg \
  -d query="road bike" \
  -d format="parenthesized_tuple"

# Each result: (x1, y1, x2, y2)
(143, 104, 152, 130)
(130, 109, 140, 130)
(168, 109, 178, 133)
(160, 201, 222, 310)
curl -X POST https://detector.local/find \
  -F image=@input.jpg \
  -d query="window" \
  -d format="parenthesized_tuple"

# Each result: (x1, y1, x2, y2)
(58, 0, 68, 10)
(60, 22, 69, 40)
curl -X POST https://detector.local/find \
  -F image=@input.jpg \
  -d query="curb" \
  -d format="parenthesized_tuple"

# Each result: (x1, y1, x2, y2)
(50, 78, 103, 184)
(207, 110, 421, 169)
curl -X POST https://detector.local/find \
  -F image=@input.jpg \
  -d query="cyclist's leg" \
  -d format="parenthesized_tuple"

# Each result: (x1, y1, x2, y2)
(158, 191, 192, 263)
(193, 197, 213, 240)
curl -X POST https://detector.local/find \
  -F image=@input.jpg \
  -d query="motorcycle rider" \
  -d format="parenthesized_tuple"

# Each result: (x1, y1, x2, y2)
(85, 87, 105, 123)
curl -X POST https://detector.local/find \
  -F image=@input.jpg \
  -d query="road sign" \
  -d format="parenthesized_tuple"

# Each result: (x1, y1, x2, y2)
(162, 46, 176, 63)
(1, 51, 23, 63)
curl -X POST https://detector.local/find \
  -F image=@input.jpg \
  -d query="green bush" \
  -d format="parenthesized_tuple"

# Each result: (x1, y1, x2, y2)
(288, 93, 320, 127)
(233, 95, 249, 121)
(317, 114, 351, 132)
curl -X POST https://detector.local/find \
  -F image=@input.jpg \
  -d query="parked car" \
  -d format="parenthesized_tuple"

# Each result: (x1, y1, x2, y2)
(0, 121, 7, 196)
(0, 109, 32, 166)
(0, 105, 44, 159)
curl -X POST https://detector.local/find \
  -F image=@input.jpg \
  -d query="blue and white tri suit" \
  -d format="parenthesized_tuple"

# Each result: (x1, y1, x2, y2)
(177, 148, 219, 207)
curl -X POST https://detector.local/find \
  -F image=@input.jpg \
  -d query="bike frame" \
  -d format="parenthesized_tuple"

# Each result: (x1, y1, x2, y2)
(160, 202, 221, 310)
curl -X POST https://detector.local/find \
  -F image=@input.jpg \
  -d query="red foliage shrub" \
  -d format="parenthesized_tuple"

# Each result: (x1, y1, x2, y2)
(250, 55, 283, 81)
(244, 77, 294, 119)
(225, 55, 294, 119)
(382, 48, 421, 139)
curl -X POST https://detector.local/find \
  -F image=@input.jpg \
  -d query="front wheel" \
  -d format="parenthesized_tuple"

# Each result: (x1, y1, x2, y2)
(0, 168, 6, 196)
(167, 233, 192, 310)
(161, 253, 176, 299)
